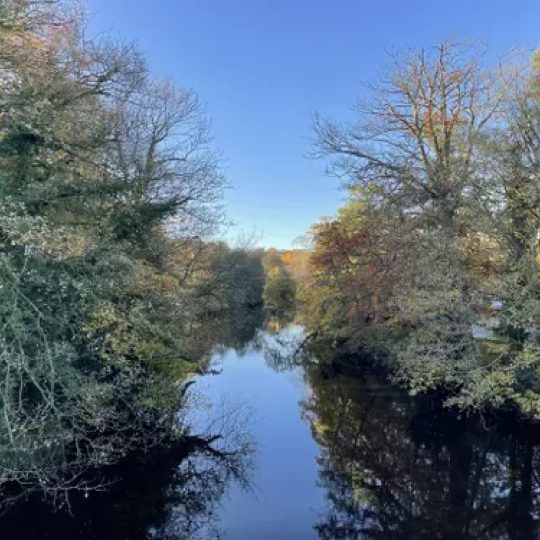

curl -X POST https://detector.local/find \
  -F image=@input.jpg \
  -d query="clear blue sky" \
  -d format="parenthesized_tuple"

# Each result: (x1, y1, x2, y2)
(87, 0, 540, 248)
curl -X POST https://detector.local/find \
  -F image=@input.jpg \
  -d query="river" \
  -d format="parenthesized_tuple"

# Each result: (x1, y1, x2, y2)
(1, 315, 540, 539)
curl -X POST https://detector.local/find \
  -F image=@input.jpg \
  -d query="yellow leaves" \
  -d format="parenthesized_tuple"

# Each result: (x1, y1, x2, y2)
(3, 29, 50, 66)
(51, 230, 90, 258)
(124, 260, 180, 296)
(83, 302, 171, 372)
(528, 49, 540, 99)
(311, 418, 330, 436)
(82, 304, 128, 341)
(266, 318, 284, 333)
(458, 231, 505, 279)
(81, 305, 130, 364)
(132, 338, 166, 365)
(266, 266, 281, 278)
(532, 49, 540, 77)
(515, 389, 540, 419)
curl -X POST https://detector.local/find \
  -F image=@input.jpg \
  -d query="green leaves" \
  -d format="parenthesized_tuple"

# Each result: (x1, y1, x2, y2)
(304, 42, 540, 420)
(263, 272, 296, 312)
(0, 0, 227, 504)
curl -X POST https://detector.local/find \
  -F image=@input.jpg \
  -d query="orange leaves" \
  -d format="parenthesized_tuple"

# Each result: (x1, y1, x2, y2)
(421, 105, 463, 138)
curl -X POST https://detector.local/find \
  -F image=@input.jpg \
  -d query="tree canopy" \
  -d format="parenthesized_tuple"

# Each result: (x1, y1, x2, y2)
(0, 0, 263, 507)
(301, 42, 540, 419)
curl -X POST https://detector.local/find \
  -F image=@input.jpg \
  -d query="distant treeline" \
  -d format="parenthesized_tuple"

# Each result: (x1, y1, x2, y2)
(260, 248, 308, 313)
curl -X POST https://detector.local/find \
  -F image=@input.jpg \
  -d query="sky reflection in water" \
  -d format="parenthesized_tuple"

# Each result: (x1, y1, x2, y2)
(2, 316, 540, 539)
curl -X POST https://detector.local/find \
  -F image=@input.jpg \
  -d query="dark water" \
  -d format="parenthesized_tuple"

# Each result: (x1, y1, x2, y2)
(2, 316, 540, 539)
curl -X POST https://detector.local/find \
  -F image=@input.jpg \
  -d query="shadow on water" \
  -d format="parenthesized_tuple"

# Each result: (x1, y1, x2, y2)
(0, 309, 262, 540)
(4, 312, 540, 539)
(0, 432, 254, 540)
(301, 357, 540, 540)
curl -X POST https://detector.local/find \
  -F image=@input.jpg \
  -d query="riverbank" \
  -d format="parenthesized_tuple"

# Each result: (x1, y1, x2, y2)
(3, 320, 540, 539)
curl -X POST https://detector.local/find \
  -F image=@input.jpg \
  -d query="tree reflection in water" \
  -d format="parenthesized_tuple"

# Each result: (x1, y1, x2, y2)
(4, 316, 540, 539)
(300, 358, 540, 540)
(0, 428, 254, 539)
(0, 309, 262, 540)
(255, 326, 540, 539)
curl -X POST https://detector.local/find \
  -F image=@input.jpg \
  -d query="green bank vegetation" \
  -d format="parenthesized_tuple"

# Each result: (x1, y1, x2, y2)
(299, 42, 540, 419)
(4, 0, 540, 513)
(0, 0, 265, 506)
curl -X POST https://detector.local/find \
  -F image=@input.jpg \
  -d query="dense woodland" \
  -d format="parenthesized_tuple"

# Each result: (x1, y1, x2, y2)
(4, 0, 540, 521)
(0, 0, 270, 507)
(299, 42, 540, 420)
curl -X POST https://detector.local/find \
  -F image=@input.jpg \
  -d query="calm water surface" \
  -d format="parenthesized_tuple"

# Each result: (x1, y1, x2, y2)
(187, 326, 326, 539)
(2, 317, 540, 539)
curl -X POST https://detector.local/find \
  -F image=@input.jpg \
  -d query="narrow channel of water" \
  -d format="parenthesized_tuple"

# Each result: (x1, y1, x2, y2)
(186, 325, 326, 539)
(2, 317, 540, 539)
